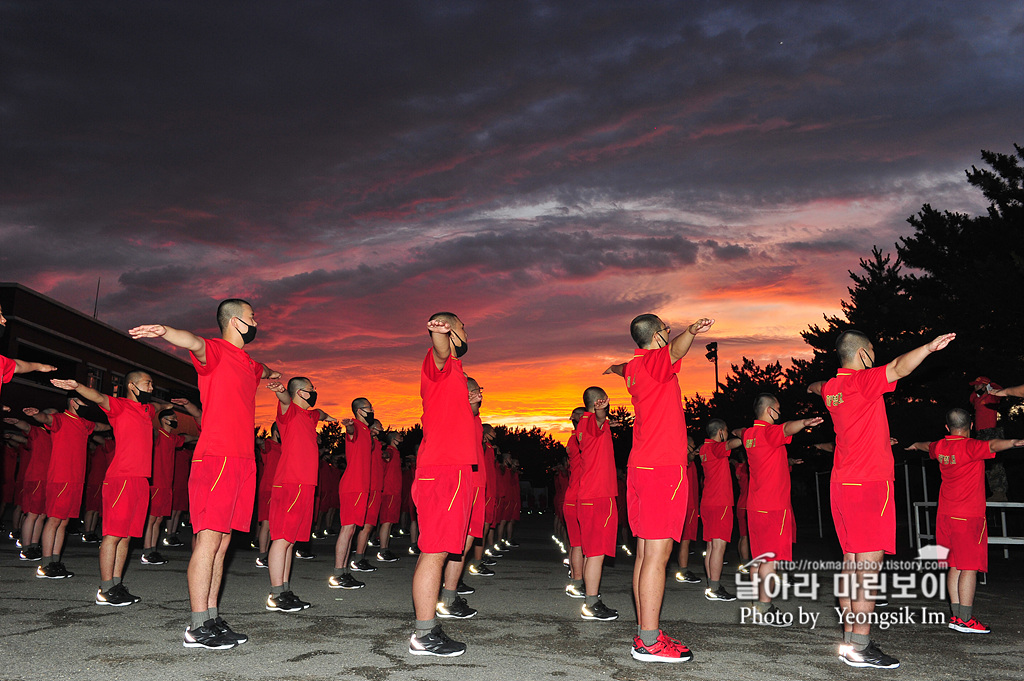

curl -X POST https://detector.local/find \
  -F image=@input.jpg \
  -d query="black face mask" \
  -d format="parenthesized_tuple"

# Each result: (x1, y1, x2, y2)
(860, 350, 874, 370)
(167, 420, 178, 429)
(132, 385, 156, 404)
(363, 410, 374, 424)
(236, 318, 258, 344)
(452, 332, 468, 358)
(304, 390, 318, 408)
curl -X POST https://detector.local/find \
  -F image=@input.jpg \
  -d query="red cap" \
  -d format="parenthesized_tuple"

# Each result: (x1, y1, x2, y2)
(970, 376, 1002, 390)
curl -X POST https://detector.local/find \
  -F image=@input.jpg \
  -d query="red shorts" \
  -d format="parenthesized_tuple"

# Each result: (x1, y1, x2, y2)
(188, 455, 257, 534)
(148, 486, 172, 518)
(748, 508, 795, 562)
(701, 504, 733, 542)
(830, 480, 895, 555)
(682, 506, 699, 541)
(269, 483, 315, 544)
(338, 490, 368, 527)
(257, 484, 273, 522)
(84, 483, 103, 513)
(412, 464, 473, 555)
(497, 497, 510, 523)
(379, 493, 401, 524)
(45, 482, 83, 520)
(627, 465, 687, 541)
(172, 476, 189, 512)
(484, 492, 496, 525)
(937, 514, 987, 572)
(1, 481, 14, 504)
(564, 499, 581, 546)
(578, 497, 617, 558)
(102, 477, 149, 538)
(468, 486, 485, 539)
(22, 479, 46, 515)
(736, 507, 748, 537)
(364, 489, 383, 527)
(511, 495, 521, 521)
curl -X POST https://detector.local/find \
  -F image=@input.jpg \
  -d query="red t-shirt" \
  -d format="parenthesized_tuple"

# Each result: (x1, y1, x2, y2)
(101, 396, 156, 478)
(0, 355, 14, 399)
(471, 415, 486, 487)
(688, 458, 701, 510)
(577, 412, 617, 499)
(822, 366, 896, 483)
(191, 337, 264, 460)
(929, 436, 994, 517)
(418, 349, 477, 467)
(152, 428, 184, 487)
(339, 419, 372, 494)
(47, 411, 96, 484)
(735, 461, 749, 507)
(383, 445, 402, 496)
(565, 429, 583, 503)
(743, 421, 793, 511)
(259, 439, 282, 491)
(275, 402, 320, 485)
(173, 445, 190, 489)
(698, 439, 733, 506)
(969, 391, 1000, 431)
(483, 442, 498, 498)
(3, 443, 19, 487)
(369, 435, 385, 492)
(23, 426, 52, 482)
(86, 440, 114, 487)
(625, 345, 687, 468)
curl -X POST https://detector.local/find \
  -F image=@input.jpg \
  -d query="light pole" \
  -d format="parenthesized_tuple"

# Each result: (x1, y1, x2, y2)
(705, 342, 718, 393)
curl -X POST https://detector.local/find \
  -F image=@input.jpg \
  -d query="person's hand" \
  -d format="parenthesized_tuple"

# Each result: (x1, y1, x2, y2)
(323, 415, 338, 423)
(36, 364, 56, 373)
(266, 370, 282, 380)
(927, 333, 956, 352)
(1, 405, 8, 412)
(3, 418, 20, 425)
(688, 318, 715, 335)
(266, 382, 286, 393)
(128, 324, 166, 339)
(803, 417, 824, 429)
(341, 418, 355, 427)
(790, 459, 804, 465)
(904, 445, 917, 451)
(170, 398, 191, 406)
(22, 407, 39, 417)
(608, 419, 622, 427)
(50, 378, 80, 391)
(427, 319, 451, 335)
(1011, 439, 1024, 448)
(595, 397, 610, 411)
(890, 437, 899, 446)
(988, 387, 1007, 397)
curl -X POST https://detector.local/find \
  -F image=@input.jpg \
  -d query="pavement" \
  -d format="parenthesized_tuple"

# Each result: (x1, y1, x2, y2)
(2, 515, 1023, 681)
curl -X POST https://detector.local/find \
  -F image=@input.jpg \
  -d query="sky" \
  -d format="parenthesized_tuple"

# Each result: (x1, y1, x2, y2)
(2, 1, 1021, 440)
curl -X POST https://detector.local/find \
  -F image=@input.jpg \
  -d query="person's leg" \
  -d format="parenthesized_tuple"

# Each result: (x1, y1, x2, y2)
(354, 523, 372, 558)
(410, 518, 419, 546)
(569, 545, 584, 580)
(334, 524, 356, 570)
(850, 550, 885, 637)
(757, 560, 775, 605)
(207, 531, 232, 610)
(636, 538, 672, 631)
(706, 538, 726, 584)
(958, 569, 977, 615)
(677, 539, 690, 570)
(738, 535, 750, 563)
(84, 510, 98, 534)
(442, 535, 472, 591)
(269, 538, 290, 588)
(258, 520, 270, 554)
(379, 522, 392, 550)
(583, 554, 605, 596)
(112, 536, 130, 578)
(41, 516, 63, 559)
(413, 552, 447, 620)
(99, 535, 119, 581)
(188, 529, 226, 614)
(948, 567, 961, 618)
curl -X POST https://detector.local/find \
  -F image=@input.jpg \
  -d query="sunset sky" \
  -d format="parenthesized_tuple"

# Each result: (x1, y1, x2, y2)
(2, 2, 1021, 441)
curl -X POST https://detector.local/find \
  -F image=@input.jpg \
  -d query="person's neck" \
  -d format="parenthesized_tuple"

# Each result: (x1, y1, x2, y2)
(222, 331, 244, 349)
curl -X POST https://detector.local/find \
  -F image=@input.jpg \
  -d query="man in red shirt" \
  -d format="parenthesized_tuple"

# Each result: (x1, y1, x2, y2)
(266, 377, 336, 612)
(574, 387, 619, 621)
(25, 397, 110, 579)
(481, 424, 499, 560)
(329, 398, 375, 589)
(809, 329, 954, 669)
(3, 414, 54, 561)
(352, 418, 386, 572)
(141, 409, 195, 566)
(52, 371, 164, 607)
(743, 393, 822, 623)
(699, 419, 742, 602)
(408, 312, 475, 657)
(563, 406, 586, 598)
(83, 435, 114, 543)
(906, 408, 1023, 634)
(130, 298, 279, 650)
(675, 436, 702, 585)
(255, 424, 281, 568)
(612, 313, 712, 663)
(165, 397, 202, 547)
(377, 431, 404, 562)
(968, 377, 1002, 439)
(464, 377, 493, 581)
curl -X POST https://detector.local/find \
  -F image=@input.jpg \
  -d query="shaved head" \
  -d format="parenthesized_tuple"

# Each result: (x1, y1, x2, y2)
(583, 386, 607, 410)
(836, 329, 872, 364)
(630, 313, 663, 348)
(753, 393, 778, 418)
(217, 298, 253, 333)
(287, 376, 312, 397)
(945, 407, 972, 431)
(352, 397, 371, 414)
(570, 406, 586, 425)
(706, 418, 727, 438)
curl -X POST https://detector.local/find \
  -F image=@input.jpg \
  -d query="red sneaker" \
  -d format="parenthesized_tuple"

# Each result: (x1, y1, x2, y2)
(947, 615, 963, 630)
(952, 617, 990, 634)
(630, 631, 694, 663)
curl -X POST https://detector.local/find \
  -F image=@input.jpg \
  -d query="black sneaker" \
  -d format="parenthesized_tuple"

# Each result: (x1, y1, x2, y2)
(82, 532, 100, 544)
(162, 535, 183, 547)
(376, 549, 399, 563)
(503, 539, 519, 548)
(294, 548, 316, 560)
(349, 558, 376, 572)
(95, 586, 133, 607)
(183, 622, 236, 650)
(581, 600, 619, 621)
(141, 551, 167, 565)
(48, 562, 74, 579)
(35, 562, 55, 578)
(19, 546, 41, 561)
(675, 570, 701, 584)
(565, 583, 585, 599)
(212, 617, 248, 645)
(468, 563, 494, 576)
(481, 557, 497, 567)
(281, 591, 311, 610)
(367, 537, 378, 548)
(266, 592, 303, 612)
(255, 556, 268, 569)
(408, 545, 421, 556)
(704, 586, 736, 601)
(838, 641, 900, 669)
(456, 579, 475, 595)
(409, 625, 466, 657)
(112, 583, 142, 603)
(328, 573, 365, 589)
(436, 596, 477, 619)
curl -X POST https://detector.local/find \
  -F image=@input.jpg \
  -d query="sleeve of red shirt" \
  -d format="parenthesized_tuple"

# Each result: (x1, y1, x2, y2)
(927, 441, 939, 460)
(276, 401, 292, 424)
(764, 424, 792, 447)
(969, 439, 996, 462)
(642, 345, 682, 383)
(101, 396, 125, 417)
(855, 365, 897, 399)
(421, 349, 451, 382)
(49, 413, 66, 433)
(0, 355, 15, 384)
(175, 434, 185, 448)
(191, 336, 218, 375)
(711, 440, 730, 459)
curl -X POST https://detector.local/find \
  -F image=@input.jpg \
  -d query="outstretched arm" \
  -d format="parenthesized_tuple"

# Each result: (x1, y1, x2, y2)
(22, 407, 53, 426)
(807, 381, 824, 396)
(128, 324, 207, 365)
(3, 417, 31, 433)
(725, 437, 743, 450)
(886, 333, 955, 384)
(266, 382, 291, 414)
(170, 397, 202, 422)
(670, 318, 715, 363)
(4, 432, 28, 445)
(990, 438, 1024, 453)
(50, 379, 109, 411)
(317, 410, 338, 423)
(904, 441, 930, 453)
(603, 363, 626, 377)
(14, 359, 57, 375)
(783, 416, 824, 438)
(990, 384, 1024, 398)
(427, 319, 452, 371)
(261, 365, 281, 380)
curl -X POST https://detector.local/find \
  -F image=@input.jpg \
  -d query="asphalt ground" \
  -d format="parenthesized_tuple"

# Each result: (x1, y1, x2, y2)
(1, 514, 1023, 681)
